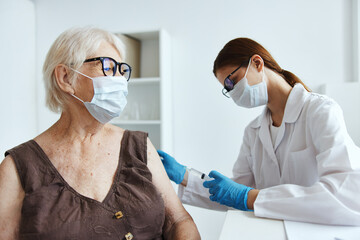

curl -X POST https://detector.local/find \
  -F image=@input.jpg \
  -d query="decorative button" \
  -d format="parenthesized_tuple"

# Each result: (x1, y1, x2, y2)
(114, 211, 123, 219)
(125, 232, 133, 240)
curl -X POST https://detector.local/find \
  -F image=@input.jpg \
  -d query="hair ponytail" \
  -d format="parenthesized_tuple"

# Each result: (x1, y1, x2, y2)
(213, 38, 311, 92)
(281, 69, 311, 92)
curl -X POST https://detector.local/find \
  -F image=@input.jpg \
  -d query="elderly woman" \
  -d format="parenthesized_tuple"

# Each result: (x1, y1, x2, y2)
(0, 27, 200, 240)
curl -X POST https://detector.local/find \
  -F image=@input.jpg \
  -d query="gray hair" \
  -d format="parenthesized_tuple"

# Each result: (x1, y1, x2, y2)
(42, 26, 125, 113)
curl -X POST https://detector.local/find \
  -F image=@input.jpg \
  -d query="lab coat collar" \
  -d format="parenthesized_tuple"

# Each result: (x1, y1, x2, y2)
(249, 83, 309, 128)
(282, 83, 309, 123)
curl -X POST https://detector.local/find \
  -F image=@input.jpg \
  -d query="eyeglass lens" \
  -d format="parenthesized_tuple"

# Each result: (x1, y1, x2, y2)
(120, 63, 131, 80)
(224, 77, 234, 91)
(102, 58, 131, 80)
(102, 58, 116, 76)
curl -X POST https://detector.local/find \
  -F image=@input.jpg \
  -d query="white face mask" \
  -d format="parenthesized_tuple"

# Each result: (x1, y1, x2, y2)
(70, 69, 128, 124)
(229, 59, 268, 108)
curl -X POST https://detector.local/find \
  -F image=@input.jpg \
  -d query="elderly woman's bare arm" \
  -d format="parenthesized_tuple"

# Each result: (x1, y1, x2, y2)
(0, 156, 25, 239)
(146, 138, 201, 240)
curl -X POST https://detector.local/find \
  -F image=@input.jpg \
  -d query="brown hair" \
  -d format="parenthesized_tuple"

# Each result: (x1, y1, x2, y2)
(213, 38, 311, 92)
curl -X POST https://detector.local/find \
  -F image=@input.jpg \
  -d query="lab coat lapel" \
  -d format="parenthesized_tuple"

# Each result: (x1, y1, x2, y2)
(273, 124, 285, 151)
(273, 84, 309, 150)
(258, 109, 281, 182)
(258, 110, 279, 165)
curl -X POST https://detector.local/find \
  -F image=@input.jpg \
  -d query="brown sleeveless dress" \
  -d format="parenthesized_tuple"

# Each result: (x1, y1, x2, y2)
(5, 130, 165, 240)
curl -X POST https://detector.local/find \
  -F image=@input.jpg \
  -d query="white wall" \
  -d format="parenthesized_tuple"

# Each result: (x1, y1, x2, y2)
(3, 0, 355, 239)
(0, 0, 36, 158)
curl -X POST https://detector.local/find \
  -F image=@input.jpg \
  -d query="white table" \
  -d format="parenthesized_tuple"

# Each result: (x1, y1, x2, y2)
(219, 210, 287, 240)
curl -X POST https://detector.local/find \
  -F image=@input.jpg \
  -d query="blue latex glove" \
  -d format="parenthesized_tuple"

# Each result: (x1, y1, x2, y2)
(203, 170, 253, 211)
(157, 150, 186, 184)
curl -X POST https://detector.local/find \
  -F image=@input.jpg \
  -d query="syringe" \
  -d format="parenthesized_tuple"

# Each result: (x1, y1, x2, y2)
(158, 153, 212, 181)
(188, 168, 212, 181)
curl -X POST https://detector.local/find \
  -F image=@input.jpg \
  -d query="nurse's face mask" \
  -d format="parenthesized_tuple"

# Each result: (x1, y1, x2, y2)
(222, 58, 268, 108)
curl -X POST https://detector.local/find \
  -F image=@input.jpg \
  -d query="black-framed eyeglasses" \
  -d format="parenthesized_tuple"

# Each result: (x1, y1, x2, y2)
(222, 63, 245, 98)
(84, 57, 132, 81)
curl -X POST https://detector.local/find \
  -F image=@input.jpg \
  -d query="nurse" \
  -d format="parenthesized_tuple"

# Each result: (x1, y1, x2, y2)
(158, 37, 360, 225)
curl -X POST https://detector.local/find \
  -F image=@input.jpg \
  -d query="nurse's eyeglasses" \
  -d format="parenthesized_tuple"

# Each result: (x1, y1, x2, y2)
(222, 63, 245, 98)
(84, 57, 132, 81)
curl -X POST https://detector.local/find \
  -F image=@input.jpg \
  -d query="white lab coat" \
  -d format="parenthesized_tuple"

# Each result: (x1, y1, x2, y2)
(178, 84, 360, 226)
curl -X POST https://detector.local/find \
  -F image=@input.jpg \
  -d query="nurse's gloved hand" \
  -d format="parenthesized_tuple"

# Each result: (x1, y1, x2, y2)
(203, 170, 253, 211)
(157, 150, 186, 184)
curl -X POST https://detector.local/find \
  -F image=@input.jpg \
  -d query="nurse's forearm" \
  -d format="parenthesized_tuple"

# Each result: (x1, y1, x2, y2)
(247, 189, 260, 210)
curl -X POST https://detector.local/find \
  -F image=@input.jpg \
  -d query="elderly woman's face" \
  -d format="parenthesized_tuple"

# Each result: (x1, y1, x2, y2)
(75, 41, 122, 102)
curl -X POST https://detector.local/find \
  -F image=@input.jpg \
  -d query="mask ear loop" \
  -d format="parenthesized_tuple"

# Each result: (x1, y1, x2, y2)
(71, 93, 85, 103)
(69, 67, 93, 80)
(244, 58, 252, 78)
(68, 67, 91, 104)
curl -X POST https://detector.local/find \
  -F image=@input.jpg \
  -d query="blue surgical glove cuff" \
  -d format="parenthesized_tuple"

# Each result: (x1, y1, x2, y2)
(203, 170, 254, 211)
(175, 165, 187, 184)
(242, 187, 254, 212)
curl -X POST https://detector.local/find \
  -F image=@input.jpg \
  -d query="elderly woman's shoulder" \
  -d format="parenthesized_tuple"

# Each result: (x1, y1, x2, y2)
(106, 123, 123, 130)
(105, 124, 126, 136)
(0, 155, 16, 172)
(0, 155, 21, 190)
(105, 124, 149, 140)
